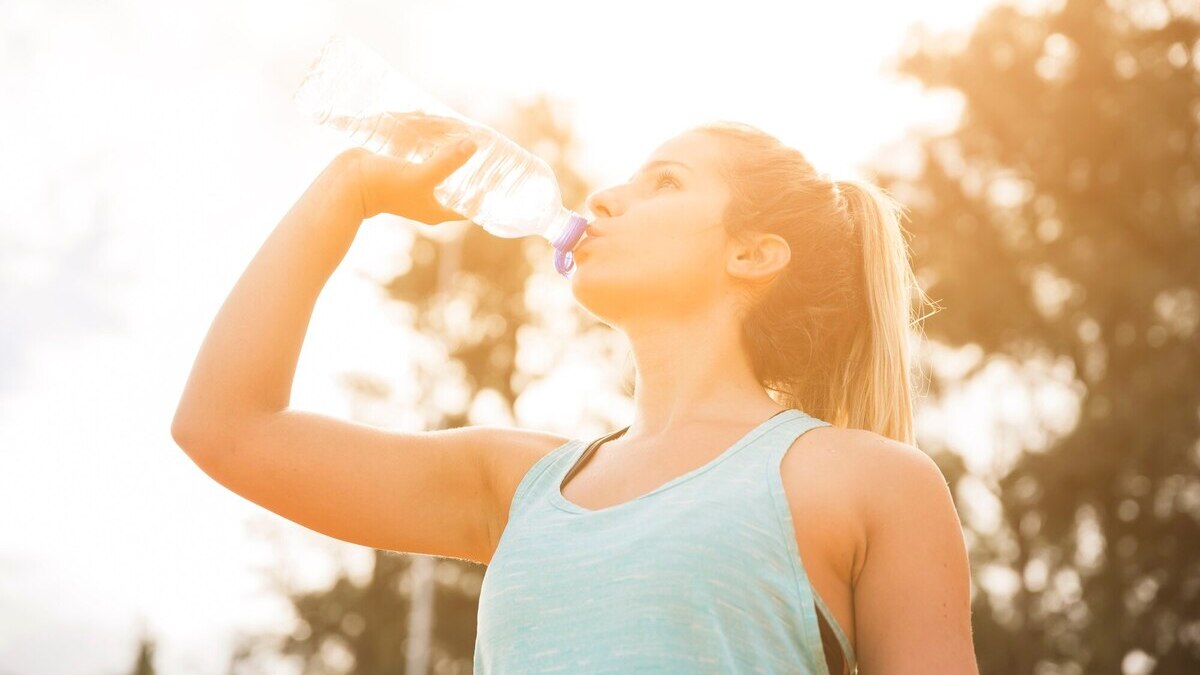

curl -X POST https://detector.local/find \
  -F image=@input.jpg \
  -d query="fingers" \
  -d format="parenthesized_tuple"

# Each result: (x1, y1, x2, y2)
(353, 127, 478, 223)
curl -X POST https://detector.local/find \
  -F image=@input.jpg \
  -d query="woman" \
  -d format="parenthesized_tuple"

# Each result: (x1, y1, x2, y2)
(172, 121, 979, 674)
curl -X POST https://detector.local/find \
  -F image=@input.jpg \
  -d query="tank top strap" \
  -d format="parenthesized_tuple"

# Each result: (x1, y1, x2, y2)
(710, 408, 831, 482)
(756, 409, 833, 462)
(749, 408, 832, 459)
(506, 438, 585, 520)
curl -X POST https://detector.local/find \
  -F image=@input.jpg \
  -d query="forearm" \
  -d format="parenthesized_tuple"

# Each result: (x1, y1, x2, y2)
(172, 152, 365, 443)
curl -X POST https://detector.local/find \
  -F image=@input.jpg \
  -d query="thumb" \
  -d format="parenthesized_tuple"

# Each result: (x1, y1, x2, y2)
(419, 138, 477, 185)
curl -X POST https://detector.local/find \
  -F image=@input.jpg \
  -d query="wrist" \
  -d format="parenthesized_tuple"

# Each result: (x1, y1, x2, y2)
(327, 148, 372, 221)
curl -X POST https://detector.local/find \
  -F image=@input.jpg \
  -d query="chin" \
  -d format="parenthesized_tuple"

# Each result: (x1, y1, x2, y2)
(572, 267, 694, 326)
(570, 265, 633, 325)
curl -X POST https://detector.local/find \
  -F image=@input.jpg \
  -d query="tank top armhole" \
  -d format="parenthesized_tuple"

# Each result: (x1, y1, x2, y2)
(764, 416, 860, 674)
(814, 585, 858, 671)
(507, 439, 580, 521)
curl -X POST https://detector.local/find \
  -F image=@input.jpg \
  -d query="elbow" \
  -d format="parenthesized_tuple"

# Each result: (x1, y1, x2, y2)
(171, 418, 242, 485)
(172, 418, 213, 477)
(171, 411, 271, 472)
(171, 411, 207, 450)
(170, 413, 234, 467)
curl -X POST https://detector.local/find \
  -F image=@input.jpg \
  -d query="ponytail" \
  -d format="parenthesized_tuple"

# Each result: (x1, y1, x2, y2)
(826, 178, 933, 444)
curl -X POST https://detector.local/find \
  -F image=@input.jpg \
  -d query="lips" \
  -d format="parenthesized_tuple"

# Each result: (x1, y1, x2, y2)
(583, 223, 606, 238)
(575, 235, 596, 252)
(573, 225, 601, 249)
(572, 221, 606, 259)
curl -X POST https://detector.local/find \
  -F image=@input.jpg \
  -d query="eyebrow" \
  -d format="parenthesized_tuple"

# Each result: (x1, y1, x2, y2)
(629, 160, 692, 181)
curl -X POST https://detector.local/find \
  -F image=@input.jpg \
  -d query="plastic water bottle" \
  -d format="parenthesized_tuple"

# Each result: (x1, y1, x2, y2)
(293, 34, 590, 278)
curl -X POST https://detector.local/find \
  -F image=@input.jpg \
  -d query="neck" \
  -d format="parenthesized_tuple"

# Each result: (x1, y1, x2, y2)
(619, 303, 784, 443)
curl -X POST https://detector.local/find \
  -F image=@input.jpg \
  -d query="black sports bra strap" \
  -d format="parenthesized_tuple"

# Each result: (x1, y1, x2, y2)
(565, 410, 793, 488)
(562, 426, 629, 486)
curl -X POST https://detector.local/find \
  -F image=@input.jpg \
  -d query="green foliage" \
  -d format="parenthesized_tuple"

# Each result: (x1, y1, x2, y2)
(878, 0, 1200, 672)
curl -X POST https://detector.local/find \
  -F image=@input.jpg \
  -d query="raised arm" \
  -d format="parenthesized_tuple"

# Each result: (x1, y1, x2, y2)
(168, 139, 566, 563)
(172, 139, 477, 440)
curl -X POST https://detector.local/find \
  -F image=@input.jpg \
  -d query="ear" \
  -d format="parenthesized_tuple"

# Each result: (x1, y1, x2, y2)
(727, 232, 791, 284)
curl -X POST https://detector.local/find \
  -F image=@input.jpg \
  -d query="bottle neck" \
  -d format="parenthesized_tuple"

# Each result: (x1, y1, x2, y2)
(545, 207, 588, 251)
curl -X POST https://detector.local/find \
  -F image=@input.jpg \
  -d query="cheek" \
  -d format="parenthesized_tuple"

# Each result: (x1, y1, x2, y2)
(570, 240, 722, 320)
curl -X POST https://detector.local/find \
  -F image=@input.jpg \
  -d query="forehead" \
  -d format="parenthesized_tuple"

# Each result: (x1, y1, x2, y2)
(641, 131, 727, 181)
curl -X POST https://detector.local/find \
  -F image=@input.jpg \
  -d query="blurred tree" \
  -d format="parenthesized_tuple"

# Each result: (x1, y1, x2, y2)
(122, 623, 157, 675)
(876, 0, 1200, 672)
(229, 93, 597, 675)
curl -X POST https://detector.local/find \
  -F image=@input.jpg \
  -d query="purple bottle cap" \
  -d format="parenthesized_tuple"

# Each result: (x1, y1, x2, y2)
(553, 213, 589, 278)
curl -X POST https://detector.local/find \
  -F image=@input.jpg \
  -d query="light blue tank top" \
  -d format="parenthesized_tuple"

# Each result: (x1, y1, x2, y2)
(474, 408, 858, 674)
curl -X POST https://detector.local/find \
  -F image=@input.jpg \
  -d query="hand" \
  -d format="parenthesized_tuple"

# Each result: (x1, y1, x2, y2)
(338, 134, 477, 223)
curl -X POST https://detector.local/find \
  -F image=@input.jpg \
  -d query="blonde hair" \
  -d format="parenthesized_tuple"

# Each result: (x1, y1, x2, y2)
(695, 121, 939, 445)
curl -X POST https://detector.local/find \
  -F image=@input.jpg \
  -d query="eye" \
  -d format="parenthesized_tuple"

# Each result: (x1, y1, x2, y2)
(655, 168, 680, 189)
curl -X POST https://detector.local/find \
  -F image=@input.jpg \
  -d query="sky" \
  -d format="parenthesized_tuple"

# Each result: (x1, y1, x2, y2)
(0, 0, 1064, 673)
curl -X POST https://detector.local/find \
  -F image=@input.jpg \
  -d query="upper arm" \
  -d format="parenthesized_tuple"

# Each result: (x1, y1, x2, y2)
(853, 436, 980, 674)
(174, 410, 567, 565)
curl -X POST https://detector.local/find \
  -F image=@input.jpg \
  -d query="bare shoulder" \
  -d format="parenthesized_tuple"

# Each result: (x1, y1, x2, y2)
(837, 428, 950, 516)
(805, 426, 947, 513)
(778, 425, 949, 583)
(477, 425, 575, 563)
(826, 429, 977, 673)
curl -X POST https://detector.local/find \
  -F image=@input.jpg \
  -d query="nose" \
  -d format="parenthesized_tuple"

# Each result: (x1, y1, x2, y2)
(584, 186, 621, 220)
